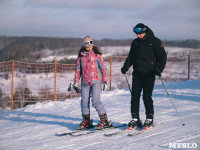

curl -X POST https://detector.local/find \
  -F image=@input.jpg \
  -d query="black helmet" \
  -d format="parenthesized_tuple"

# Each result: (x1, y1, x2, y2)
(133, 23, 147, 34)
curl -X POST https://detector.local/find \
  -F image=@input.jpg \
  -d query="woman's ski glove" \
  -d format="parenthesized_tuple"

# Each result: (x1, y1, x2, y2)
(102, 83, 108, 91)
(68, 82, 80, 93)
(72, 83, 81, 93)
(68, 83, 72, 92)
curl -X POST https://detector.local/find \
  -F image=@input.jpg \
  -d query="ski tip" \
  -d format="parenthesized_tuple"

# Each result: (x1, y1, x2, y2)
(127, 134, 134, 136)
(55, 133, 68, 136)
(104, 134, 112, 137)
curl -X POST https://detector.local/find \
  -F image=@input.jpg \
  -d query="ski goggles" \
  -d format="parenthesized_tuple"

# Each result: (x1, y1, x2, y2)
(83, 40, 93, 46)
(133, 27, 146, 34)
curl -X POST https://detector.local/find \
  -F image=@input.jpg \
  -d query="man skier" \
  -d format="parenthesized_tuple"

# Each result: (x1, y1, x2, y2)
(121, 23, 167, 129)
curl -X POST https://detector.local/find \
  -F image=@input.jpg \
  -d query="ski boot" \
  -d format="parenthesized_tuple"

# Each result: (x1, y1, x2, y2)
(143, 114, 154, 130)
(95, 114, 112, 130)
(126, 113, 142, 130)
(77, 115, 93, 130)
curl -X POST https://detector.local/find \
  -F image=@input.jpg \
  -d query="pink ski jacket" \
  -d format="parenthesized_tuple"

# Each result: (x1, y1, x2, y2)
(74, 50, 108, 85)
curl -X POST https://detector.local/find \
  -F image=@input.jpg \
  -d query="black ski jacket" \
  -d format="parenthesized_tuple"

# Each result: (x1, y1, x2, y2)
(123, 26, 167, 75)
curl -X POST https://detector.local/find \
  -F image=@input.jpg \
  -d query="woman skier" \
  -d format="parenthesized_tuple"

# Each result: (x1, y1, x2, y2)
(72, 36, 112, 130)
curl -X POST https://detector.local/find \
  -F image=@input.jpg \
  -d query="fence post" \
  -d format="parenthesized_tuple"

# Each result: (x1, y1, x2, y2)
(54, 60, 57, 101)
(11, 60, 14, 112)
(188, 55, 190, 80)
(109, 56, 112, 90)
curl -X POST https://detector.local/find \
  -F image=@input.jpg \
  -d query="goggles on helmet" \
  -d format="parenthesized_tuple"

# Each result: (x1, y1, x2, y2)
(83, 40, 93, 46)
(133, 27, 146, 34)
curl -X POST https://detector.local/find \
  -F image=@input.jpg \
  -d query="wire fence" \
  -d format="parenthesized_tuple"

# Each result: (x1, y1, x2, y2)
(0, 55, 200, 111)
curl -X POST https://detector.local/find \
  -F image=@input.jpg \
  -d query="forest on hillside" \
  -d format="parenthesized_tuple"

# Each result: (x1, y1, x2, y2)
(0, 36, 200, 62)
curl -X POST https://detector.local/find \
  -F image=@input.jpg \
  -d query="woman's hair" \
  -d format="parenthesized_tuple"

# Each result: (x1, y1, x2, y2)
(78, 46, 102, 57)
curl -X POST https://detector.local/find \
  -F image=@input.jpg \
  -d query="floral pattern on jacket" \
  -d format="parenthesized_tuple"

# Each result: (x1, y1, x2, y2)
(74, 50, 108, 85)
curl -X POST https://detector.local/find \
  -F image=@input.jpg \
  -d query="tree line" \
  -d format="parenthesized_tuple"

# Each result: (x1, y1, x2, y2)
(0, 36, 200, 62)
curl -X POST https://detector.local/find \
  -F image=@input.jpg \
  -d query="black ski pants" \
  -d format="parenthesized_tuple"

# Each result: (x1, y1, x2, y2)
(131, 71, 155, 117)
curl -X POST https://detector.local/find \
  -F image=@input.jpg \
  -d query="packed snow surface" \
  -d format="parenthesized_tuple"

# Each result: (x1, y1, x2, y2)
(0, 79, 200, 150)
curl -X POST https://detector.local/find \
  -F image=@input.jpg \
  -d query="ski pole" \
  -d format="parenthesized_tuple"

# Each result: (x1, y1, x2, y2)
(125, 74, 132, 93)
(159, 77, 185, 126)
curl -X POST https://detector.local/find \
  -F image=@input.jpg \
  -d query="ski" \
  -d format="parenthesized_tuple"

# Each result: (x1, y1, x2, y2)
(104, 127, 141, 137)
(55, 126, 96, 136)
(55, 130, 83, 136)
(127, 127, 150, 137)
(127, 122, 161, 137)
(70, 124, 127, 137)
(104, 122, 161, 137)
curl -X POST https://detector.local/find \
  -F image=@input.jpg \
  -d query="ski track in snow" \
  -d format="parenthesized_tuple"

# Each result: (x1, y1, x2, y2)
(0, 80, 200, 150)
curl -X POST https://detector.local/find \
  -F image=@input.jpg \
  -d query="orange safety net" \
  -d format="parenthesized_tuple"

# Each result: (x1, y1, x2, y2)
(0, 55, 200, 110)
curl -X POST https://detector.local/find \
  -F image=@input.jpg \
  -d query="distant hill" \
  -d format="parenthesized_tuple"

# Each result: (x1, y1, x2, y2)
(0, 36, 199, 62)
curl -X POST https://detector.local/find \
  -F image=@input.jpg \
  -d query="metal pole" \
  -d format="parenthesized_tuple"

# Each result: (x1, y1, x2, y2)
(11, 60, 14, 112)
(125, 74, 132, 93)
(54, 60, 57, 101)
(159, 77, 185, 126)
(188, 55, 190, 80)
(109, 56, 112, 90)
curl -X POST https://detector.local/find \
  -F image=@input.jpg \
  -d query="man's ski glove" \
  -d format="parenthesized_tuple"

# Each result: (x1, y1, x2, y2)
(155, 68, 162, 77)
(121, 66, 128, 74)
(72, 83, 81, 93)
(102, 83, 108, 91)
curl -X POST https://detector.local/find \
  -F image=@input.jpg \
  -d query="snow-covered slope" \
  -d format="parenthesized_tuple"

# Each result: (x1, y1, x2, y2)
(0, 80, 200, 150)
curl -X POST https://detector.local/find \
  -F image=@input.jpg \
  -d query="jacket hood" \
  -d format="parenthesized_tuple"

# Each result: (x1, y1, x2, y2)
(145, 26, 155, 39)
(137, 26, 155, 41)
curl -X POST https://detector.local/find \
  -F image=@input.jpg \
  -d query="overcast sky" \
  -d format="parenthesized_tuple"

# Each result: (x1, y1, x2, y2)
(0, 0, 200, 40)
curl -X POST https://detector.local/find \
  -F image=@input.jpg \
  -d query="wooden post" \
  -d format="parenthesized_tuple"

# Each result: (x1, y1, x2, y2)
(54, 60, 57, 101)
(188, 55, 190, 80)
(11, 60, 14, 111)
(109, 56, 112, 90)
